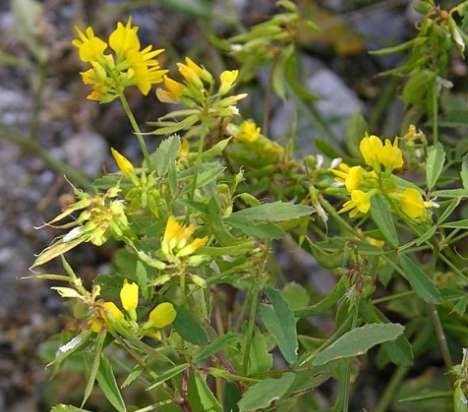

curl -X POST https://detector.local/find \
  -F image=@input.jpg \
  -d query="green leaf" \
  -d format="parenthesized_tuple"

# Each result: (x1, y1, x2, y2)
(32, 235, 88, 268)
(398, 254, 442, 304)
(272, 44, 294, 100)
(50, 405, 94, 412)
(426, 143, 446, 190)
(152, 135, 181, 177)
(96, 354, 126, 412)
(432, 189, 468, 198)
(281, 282, 309, 311)
(461, 154, 468, 189)
(441, 219, 468, 229)
(193, 333, 238, 364)
(248, 332, 273, 376)
(237, 373, 296, 412)
(194, 372, 223, 412)
(312, 323, 404, 366)
(147, 363, 190, 390)
(344, 113, 367, 159)
(226, 202, 313, 223)
(259, 287, 298, 364)
(174, 306, 209, 345)
(82, 332, 106, 408)
(48, 331, 93, 375)
(370, 194, 399, 246)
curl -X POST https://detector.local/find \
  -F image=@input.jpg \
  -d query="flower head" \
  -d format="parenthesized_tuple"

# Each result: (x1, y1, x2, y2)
(360, 134, 383, 170)
(219, 70, 239, 95)
(399, 188, 430, 219)
(379, 138, 403, 171)
(236, 120, 261, 143)
(72, 27, 107, 63)
(111, 147, 135, 178)
(331, 163, 364, 192)
(120, 279, 139, 313)
(161, 216, 208, 261)
(108, 19, 140, 55)
(339, 190, 372, 218)
(72, 19, 166, 101)
(148, 302, 177, 328)
(156, 76, 185, 103)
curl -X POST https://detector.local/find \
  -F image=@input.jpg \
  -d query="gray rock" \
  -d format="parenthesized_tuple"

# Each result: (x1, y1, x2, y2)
(64, 131, 107, 176)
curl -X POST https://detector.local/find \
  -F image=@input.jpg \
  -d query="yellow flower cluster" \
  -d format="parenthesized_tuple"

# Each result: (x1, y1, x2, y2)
(156, 57, 245, 113)
(73, 19, 166, 102)
(332, 134, 432, 220)
(161, 215, 208, 263)
(90, 278, 176, 334)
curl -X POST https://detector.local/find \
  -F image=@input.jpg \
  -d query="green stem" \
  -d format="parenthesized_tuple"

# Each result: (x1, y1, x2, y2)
(342, 301, 359, 412)
(432, 80, 439, 144)
(119, 92, 150, 164)
(30, 63, 47, 141)
(242, 288, 259, 375)
(189, 124, 208, 201)
(428, 303, 452, 367)
(372, 290, 414, 304)
(374, 366, 409, 412)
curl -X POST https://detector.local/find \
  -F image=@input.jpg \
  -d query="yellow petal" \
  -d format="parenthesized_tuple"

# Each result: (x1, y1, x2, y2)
(111, 147, 135, 177)
(149, 302, 177, 328)
(109, 19, 140, 55)
(120, 279, 139, 313)
(177, 236, 208, 257)
(102, 301, 124, 321)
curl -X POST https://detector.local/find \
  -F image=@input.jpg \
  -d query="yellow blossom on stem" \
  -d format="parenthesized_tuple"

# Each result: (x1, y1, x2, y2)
(108, 19, 140, 55)
(399, 188, 431, 219)
(72, 19, 166, 101)
(236, 120, 261, 143)
(148, 302, 177, 328)
(339, 190, 371, 218)
(219, 70, 239, 95)
(360, 134, 383, 170)
(331, 163, 364, 192)
(111, 147, 135, 178)
(72, 27, 107, 63)
(379, 138, 404, 171)
(120, 279, 139, 314)
(161, 216, 208, 260)
(156, 76, 185, 103)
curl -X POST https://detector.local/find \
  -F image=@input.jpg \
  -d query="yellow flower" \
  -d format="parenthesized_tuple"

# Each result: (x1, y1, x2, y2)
(148, 302, 176, 328)
(379, 138, 403, 171)
(72, 26, 107, 63)
(111, 147, 135, 178)
(89, 301, 125, 333)
(236, 120, 261, 143)
(109, 19, 140, 55)
(219, 70, 239, 95)
(178, 138, 190, 160)
(404, 124, 418, 139)
(359, 135, 404, 171)
(156, 76, 185, 103)
(72, 20, 166, 101)
(177, 57, 203, 83)
(339, 190, 371, 218)
(331, 163, 364, 192)
(102, 301, 124, 321)
(161, 216, 208, 260)
(399, 188, 430, 219)
(359, 134, 383, 170)
(120, 279, 139, 313)
(125, 46, 166, 95)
